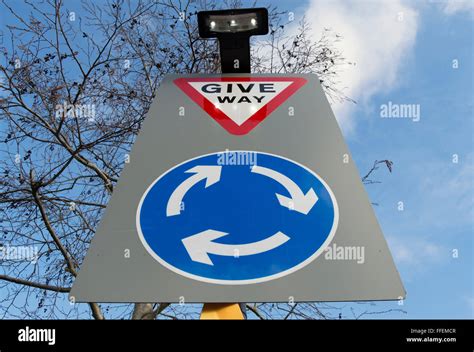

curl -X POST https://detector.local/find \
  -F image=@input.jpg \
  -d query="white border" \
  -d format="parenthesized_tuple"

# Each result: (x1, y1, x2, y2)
(136, 151, 339, 285)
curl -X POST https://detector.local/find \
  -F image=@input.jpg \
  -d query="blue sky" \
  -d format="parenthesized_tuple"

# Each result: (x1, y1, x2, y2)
(1, 0, 473, 319)
(366, 5, 473, 319)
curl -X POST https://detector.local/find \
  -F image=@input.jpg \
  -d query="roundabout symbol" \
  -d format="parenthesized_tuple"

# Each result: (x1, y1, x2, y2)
(137, 151, 339, 284)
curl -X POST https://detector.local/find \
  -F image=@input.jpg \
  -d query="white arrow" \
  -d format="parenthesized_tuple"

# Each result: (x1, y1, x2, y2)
(166, 165, 222, 217)
(251, 165, 318, 215)
(182, 229, 290, 266)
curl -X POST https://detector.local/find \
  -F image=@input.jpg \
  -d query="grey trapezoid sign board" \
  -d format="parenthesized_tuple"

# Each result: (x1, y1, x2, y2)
(70, 73, 405, 303)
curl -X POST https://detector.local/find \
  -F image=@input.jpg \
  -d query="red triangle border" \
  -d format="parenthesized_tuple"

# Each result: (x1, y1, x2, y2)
(174, 77, 307, 135)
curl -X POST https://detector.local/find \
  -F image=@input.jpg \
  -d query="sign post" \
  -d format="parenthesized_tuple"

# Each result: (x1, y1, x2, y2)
(70, 8, 405, 320)
(200, 303, 244, 320)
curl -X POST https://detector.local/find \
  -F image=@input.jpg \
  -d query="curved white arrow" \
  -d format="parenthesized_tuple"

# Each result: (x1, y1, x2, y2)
(182, 229, 290, 266)
(166, 165, 222, 217)
(251, 165, 318, 215)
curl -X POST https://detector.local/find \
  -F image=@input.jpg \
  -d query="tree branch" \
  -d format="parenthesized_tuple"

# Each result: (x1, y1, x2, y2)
(0, 274, 70, 293)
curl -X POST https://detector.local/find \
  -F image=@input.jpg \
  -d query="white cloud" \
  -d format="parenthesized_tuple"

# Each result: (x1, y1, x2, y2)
(442, 0, 474, 15)
(303, 0, 419, 132)
(387, 235, 447, 279)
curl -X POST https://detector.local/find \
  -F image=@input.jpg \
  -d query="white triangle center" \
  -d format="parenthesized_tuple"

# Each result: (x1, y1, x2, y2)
(189, 81, 292, 126)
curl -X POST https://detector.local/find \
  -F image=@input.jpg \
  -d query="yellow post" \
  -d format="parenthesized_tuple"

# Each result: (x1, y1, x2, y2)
(200, 303, 244, 320)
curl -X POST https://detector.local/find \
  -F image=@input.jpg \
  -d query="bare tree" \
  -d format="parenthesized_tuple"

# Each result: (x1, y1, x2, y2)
(0, 0, 399, 320)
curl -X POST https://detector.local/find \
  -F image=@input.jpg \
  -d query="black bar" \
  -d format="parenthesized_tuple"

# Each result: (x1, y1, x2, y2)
(0, 319, 472, 351)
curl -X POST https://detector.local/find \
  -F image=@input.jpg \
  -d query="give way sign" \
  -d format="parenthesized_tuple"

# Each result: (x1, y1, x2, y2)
(174, 77, 306, 135)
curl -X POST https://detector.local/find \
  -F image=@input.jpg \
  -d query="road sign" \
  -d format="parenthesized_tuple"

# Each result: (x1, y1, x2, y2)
(174, 77, 306, 135)
(70, 73, 405, 303)
(137, 151, 337, 284)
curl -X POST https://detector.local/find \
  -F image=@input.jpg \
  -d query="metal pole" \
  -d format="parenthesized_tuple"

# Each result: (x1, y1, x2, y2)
(200, 303, 245, 320)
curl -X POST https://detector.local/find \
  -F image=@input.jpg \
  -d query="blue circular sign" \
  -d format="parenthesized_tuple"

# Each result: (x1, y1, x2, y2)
(137, 151, 338, 284)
